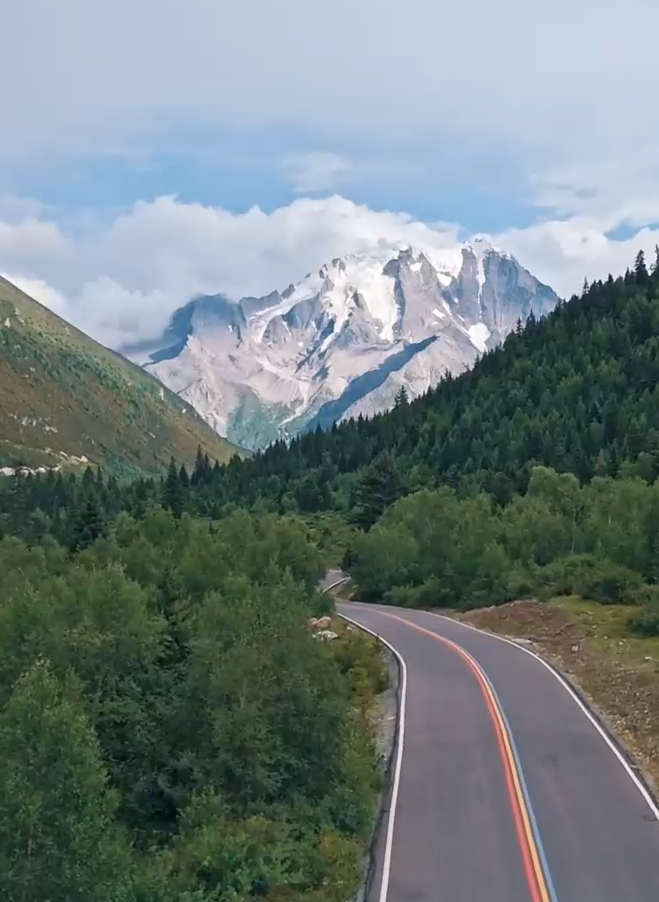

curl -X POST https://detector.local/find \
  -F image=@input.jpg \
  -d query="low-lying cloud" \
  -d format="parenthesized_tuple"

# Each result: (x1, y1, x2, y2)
(1, 193, 657, 349)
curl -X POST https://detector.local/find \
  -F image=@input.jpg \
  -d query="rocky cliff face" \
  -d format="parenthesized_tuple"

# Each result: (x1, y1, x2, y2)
(124, 238, 559, 449)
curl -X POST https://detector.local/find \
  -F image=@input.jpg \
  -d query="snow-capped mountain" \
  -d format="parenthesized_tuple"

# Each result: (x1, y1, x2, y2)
(123, 238, 559, 449)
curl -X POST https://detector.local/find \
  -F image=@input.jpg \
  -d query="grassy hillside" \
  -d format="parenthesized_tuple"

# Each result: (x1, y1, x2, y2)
(0, 275, 241, 475)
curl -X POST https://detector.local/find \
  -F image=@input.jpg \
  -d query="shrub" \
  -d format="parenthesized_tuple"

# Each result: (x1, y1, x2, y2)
(535, 554, 642, 604)
(630, 606, 659, 637)
(383, 577, 452, 610)
(629, 585, 659, 637)
(579, 560, 642, 604)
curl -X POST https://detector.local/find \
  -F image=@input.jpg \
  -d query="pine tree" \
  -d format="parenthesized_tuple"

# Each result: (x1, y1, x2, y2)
(653, 245, 659, 275)
(394, 385, 409, 408)
(635, 249, 649, 284)
(191, 445, 206, 486)
(351, 453, 406, 529)
(69, 495, 107, 552)
(178, 463, 190, 490)
(4, 473, 34, 539)
(163, 457, 184, 517)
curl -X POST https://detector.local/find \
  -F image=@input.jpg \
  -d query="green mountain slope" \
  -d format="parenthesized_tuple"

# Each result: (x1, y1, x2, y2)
(0, 275, 241, 475)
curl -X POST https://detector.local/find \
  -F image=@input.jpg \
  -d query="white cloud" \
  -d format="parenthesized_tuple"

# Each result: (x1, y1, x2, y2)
(495, 154, 659, 296)
(284, 153, 353, 193)
(0, 192, 657, 349)
(0, 217, 69, 263)
(1, 0, 657, 168)
(4, 275, 69, 317)
(496, 221, 659, 299)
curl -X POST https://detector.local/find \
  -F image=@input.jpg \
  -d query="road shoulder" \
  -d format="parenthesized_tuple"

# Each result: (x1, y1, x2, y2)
(451, 598, 659, 796)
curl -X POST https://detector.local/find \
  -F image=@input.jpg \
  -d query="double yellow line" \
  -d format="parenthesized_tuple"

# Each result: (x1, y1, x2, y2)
(382, 612, 558, 902)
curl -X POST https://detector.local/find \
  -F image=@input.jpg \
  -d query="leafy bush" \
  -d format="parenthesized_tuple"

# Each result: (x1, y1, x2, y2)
(535, 554, 641, 604)
(383, 578, 452, 609)
(629, 585, 659, 636)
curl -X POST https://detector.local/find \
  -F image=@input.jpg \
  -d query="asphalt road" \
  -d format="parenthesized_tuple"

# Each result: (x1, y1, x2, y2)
(337, 598, 659, 902)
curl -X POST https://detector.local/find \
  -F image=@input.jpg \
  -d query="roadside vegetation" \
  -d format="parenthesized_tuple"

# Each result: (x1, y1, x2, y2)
(0, 506, 386, 901)
(347, 465, 659, 622)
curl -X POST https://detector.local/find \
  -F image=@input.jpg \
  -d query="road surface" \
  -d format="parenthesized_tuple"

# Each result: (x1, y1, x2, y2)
(337, 596, 659, 902)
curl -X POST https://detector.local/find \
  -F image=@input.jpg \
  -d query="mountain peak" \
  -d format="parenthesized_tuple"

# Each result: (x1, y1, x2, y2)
(129, 241, 559, 450)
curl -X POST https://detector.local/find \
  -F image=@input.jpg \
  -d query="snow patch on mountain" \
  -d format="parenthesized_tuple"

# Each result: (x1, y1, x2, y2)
(468, 322, 491, 352)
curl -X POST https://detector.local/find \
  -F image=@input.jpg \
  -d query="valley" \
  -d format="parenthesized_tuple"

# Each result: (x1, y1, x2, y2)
(3, 252, 659, 901)
(3, 2, 658, 899)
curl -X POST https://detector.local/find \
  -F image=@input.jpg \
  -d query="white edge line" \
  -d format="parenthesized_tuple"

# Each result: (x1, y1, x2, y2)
(425, 609, 659, 823)
(337, 609, 407, 902)
(321, 577, 406, 902)
(324, 577, 351, 592)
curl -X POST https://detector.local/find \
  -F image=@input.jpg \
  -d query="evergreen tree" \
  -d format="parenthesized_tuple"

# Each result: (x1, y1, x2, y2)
(191, 445, 204, 486)
(635, 249, 649, 283)
(351, 453, 406, 529)
(394, 385, 409, 408)
(163, 457, 184, 517)
(70, 495, 107, 552)
(178, 463, 191, 490)
(5, 474, 32, 539)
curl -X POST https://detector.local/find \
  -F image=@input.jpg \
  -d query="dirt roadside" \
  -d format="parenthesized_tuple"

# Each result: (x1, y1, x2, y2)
(450, 597, 659, 792)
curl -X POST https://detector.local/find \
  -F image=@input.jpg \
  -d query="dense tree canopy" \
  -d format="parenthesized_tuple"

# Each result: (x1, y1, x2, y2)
(0, 508, 385, 900)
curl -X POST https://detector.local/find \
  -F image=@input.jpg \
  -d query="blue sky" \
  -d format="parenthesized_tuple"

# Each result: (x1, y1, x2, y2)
(0, 123, 539, 234)
(1, 0, 659, 347)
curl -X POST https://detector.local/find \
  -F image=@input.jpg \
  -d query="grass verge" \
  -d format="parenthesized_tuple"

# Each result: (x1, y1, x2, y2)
(302, 611, 389, 902)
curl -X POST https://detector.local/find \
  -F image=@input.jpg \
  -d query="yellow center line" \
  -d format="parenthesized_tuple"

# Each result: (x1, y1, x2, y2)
(381, 611, 555, 902)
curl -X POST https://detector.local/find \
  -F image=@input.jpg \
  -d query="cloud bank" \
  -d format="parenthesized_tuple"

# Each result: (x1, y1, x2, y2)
(0, 192, 657, 349)
(2, 0, 658, 171)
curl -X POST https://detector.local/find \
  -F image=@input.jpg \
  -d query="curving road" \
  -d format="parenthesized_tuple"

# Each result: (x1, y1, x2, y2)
(337, 596, 659, 902)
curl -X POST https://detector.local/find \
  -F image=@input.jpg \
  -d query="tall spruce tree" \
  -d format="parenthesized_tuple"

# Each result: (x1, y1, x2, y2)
(351, 453, 406, 529)
(163, 457, 184, 517)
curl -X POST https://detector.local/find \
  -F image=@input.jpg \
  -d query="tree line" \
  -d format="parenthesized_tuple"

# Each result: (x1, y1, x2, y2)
(5, 250, 659, 539)
(346, 464, 659, 633)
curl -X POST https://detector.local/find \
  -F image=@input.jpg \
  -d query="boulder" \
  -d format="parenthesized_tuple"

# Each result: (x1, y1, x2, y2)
(313, 630, 339, 642)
